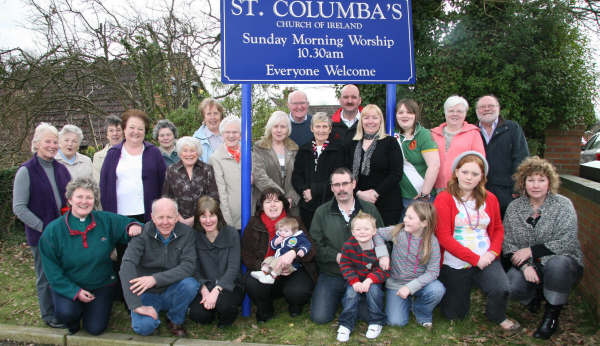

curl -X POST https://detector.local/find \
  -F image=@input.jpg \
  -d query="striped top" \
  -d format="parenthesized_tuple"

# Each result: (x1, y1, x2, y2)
(339, 236, 389, 285)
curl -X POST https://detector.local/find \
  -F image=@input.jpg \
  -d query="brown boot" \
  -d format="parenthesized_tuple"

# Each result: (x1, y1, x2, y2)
(166, 318, 187, 337)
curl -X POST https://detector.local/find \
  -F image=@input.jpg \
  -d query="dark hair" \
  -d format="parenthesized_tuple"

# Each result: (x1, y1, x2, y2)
(396, 99, 421, 135)
(329, 167, 354, 184)
(255, 187, 290, 215)
(121, 109, 150, 133)
(194, 196, 226, 231)
(105, 114, 122, 129)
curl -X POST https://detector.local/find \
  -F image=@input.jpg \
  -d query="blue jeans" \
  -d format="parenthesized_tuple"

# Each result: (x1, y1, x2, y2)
(401, 196, 435, 222)
(386, 280, 445, 326)
(338, 283, 385, 330)
(131, 277, 199, 336)
(52, 284, 115, 334)
(310, 273, 370, 324)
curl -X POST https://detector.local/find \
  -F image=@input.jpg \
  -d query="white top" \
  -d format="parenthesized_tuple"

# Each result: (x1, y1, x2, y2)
(316, 145, 324, 157)
(116, 147, 145, 216)
(443, 197, 491, 269)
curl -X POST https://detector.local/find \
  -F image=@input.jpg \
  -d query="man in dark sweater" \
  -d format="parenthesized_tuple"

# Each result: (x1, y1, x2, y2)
(288, 90, 313, 147)
(476, 95, 529, 217)
(120, 198, 199, 337)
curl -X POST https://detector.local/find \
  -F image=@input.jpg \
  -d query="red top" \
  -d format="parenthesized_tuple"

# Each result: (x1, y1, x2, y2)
(434, 190, 504, 267)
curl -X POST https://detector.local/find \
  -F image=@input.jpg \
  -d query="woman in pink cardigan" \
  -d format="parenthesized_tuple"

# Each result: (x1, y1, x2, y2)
(434, 151, 519, 332)
(430, 96, 485, 190)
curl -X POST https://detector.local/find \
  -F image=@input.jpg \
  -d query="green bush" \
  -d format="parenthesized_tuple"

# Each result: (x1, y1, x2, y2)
(0, 166, 18, 233)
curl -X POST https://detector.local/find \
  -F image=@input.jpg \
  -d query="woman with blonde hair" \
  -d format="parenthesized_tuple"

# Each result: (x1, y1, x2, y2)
(434, 151, 519, 331)
(344, 104, 403, 225)
(252, 110, 300, 215)
(503, 156, 583, 339)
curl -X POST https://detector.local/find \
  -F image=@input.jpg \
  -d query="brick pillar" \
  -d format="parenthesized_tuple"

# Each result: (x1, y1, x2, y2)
(544, 126, 584, 176)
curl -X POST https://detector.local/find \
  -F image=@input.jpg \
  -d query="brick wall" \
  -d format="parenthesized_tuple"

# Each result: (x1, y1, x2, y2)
(544, 126, 584, 175)
(559, 175, 600, 319)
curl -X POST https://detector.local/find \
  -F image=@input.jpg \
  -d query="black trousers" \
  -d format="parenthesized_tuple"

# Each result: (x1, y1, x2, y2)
(189, 285, 244, 326)
(439, 260, 510, 323)
(245, 267, 314, 321)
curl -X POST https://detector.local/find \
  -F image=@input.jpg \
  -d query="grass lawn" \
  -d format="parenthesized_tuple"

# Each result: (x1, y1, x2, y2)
(1, 226, 598, 345)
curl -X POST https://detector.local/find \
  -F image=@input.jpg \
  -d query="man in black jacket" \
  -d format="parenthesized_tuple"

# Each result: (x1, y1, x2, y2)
(476, 95, 529, 217)
(120, 198, 198, 337)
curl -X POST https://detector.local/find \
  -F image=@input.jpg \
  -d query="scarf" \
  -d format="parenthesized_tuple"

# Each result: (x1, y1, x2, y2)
(64, 211, 97, 249)
(352, 133, 378, 178)
(227, 146, 241, 163)
(312, 140, 329, 172)
(260, 210, 287, 258)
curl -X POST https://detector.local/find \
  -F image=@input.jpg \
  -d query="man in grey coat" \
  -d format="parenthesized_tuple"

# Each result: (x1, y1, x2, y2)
(120, 198, 199, 337)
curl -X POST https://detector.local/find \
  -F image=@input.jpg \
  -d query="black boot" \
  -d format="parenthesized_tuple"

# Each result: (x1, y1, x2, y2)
(533, 303, 562, 339)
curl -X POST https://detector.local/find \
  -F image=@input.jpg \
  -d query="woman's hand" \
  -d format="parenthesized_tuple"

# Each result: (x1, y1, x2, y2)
(477, 251, 496, 270)
(77, 289, 96, 303)
(379, 256, 390, 271)
(396, 286, 410, 299)
(523, 265, 540, 284)
(511, 247, 532, 266)
(302, 189, 313, 203)
(273, 250, 296, 274)
(201, 288, 220, 310)
(357, 189, 379, 204)
(128, 224, 142, 237)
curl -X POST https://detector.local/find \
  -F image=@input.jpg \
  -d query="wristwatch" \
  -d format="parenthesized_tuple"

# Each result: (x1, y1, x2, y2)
(417, 192, 430, 200)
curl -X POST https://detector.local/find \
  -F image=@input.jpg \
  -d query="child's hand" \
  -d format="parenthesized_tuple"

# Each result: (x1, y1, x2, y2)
(274, 236, 283, 246)
(362, 278, 373, 292)
(352, 282, 363, 293)
(397, 286, 410, 299)
(296, 249, 305, 257)
(379, 256, 390, 271)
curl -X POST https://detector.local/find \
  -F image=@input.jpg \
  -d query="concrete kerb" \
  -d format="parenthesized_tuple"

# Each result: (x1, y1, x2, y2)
(0, 324, 288, 345)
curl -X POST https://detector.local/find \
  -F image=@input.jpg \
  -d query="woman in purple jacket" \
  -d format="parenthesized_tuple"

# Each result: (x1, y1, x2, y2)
(100, 109, 166, 223)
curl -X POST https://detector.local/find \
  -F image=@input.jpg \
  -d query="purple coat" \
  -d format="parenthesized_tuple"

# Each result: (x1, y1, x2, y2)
(21, 154, 71, 246)
(99, 141, 166, 221)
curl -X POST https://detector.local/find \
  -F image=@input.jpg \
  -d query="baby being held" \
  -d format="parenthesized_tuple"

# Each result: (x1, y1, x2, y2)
(251, 217, 311, 284)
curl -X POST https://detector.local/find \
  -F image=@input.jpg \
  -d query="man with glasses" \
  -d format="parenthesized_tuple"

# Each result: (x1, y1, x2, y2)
(288, 90, 313, 146)
(476, 95, 529, 218)
(309, 167, 384, 324)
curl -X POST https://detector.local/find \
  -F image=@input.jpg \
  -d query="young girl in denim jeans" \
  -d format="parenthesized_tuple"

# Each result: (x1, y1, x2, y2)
(374, 201, 445, 328)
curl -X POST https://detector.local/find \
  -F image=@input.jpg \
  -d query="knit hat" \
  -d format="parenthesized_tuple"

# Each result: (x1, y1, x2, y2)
(451, 151, 489, 176)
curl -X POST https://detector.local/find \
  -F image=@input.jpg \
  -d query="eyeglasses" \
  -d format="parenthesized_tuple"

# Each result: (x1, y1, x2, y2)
(331, 181, 352, 189)
(477, 104, 498, 110)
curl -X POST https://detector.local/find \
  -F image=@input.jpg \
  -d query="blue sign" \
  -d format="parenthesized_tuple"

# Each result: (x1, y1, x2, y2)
(221, 0, 415, 84)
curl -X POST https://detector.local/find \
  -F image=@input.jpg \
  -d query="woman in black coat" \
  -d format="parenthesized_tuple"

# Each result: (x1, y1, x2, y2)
(292, 112, 346, 229)
(344, 104, 403, 225)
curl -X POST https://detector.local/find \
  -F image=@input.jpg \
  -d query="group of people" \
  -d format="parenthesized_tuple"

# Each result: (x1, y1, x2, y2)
(12, 85, 583, 342)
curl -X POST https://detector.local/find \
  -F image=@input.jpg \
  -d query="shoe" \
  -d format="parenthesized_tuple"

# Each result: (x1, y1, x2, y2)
(337, 325, 351, 342)
(45, 320, 66, 329)
(533, 303, 562, 339)
(250, 271, 275, 284)
(421, 322, 433, 330)
(166, 318, 187, 337)
(365, 324, 383, 339)
(499, 318, 520, 333)
(289, 304, 302, 317)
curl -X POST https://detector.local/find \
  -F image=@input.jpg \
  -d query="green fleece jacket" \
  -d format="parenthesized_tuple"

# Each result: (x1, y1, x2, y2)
(39, 210, 138, 300)
(309, 198, 383, 277)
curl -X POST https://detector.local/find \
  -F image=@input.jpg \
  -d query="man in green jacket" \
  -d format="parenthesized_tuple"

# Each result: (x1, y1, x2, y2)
(120, 198, 199, 337)
(309, 167, 384, 324)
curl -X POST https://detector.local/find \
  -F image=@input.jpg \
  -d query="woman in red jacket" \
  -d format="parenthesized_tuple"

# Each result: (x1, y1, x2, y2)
(434, 151, 519, 331)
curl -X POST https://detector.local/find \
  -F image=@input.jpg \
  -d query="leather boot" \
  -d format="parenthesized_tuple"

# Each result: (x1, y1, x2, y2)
(533, 303, 562, 339)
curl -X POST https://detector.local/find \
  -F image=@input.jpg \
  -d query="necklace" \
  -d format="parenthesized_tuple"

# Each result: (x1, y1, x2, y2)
(460, 199, 480, 229)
